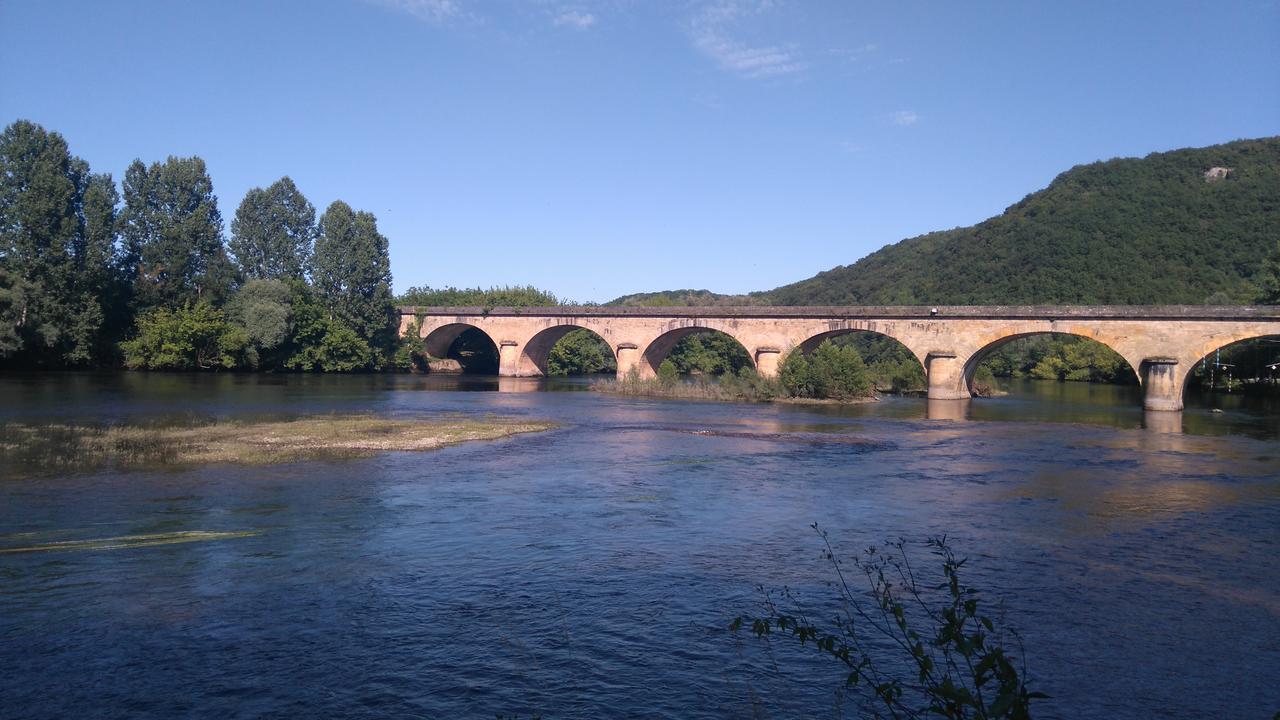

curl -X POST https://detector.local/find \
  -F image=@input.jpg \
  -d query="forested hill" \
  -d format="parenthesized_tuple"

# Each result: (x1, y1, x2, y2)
(612, 137, 1280, 306)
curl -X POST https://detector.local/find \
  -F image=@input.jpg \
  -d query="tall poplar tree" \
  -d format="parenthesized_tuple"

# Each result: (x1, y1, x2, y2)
(120, 156, 236, 313)
(311, 200, 394, 354)
(0, 120, 119, 365)
(230, 176, 316, 280)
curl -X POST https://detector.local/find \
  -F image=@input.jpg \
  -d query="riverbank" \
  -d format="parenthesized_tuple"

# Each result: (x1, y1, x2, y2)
(0, 414, 556, 474)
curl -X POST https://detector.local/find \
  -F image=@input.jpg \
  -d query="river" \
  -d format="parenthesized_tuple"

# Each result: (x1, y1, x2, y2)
(1, 373, 1278, 719)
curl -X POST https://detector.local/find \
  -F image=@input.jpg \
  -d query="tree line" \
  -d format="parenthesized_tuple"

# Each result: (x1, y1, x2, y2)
(0, 120, 399, 372)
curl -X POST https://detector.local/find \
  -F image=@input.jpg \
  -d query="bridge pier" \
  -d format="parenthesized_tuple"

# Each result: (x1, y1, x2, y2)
(1141, 358, 1184, 412)
(615, 343, 648, 380)
(498, 340, 521, 377)
(925, 351, 969, 400)
(755, 348, 782, 378)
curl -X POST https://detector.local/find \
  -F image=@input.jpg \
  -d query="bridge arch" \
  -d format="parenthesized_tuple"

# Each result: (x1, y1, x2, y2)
(422, 323, 500, 374)
(796, 328, 925, 365)
(517, 325, 616, 377)
(791, 328, 927, 393)
(640, 326, 755, 377)
(1181, 333, 1280, 400)
(959, 331, 1141, 399)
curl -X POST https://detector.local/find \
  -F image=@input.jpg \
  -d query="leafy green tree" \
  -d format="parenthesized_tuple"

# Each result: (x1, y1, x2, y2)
(668, 331, 753, 375)
(312, 200, 394, 354)
(1258, 238, 1280, 304)
(225, 278, 293, 369)
(0, 268, 32, 357)
(398, 284, 562, 308)
(656, 358, 679, 386)
(283, 281, 375, 372)
(780, 340, 872, 399)
(547, 329, 615, 375)
(390, 316, 429, 372)
(0, 120, 120, 366)
(230, 176, 315, 280)
(120, 155, 236, 312)
(121, 303, 247, 370)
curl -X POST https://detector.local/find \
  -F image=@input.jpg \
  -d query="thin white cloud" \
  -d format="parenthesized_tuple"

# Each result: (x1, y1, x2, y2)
(828, 43, 878, 61)
(364, 0, 461, 23)
(554, 10, 597, 29)
(891, 110, 920, 126)
(688, 1, 806, 79)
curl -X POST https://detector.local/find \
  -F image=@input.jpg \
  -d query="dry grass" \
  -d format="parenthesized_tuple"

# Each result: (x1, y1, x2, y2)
(0, 414, 556, 474)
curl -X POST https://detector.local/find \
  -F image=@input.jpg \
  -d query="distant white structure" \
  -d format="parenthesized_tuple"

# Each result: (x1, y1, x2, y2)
(1204, 166, 1233, 181)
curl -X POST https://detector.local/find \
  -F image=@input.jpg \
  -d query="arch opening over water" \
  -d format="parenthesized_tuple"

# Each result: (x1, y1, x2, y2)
(518, 326, 616, 377)
(963, 332, 1139, 400)
(1183, 335, 1280, 414)
(793, 329, 926, 394)
(422, 323, 500, 375)
(641, 327, 754, 377)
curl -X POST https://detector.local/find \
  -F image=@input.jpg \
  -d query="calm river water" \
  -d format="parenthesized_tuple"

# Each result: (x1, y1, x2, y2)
(1, 373, 1278, 719)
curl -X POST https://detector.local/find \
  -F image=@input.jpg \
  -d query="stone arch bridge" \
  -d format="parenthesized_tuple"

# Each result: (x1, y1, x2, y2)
(398, 305, 1280, 412)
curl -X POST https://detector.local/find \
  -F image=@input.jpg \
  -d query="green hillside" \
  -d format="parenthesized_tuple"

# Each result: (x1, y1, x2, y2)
(613, 137, 1280, 307)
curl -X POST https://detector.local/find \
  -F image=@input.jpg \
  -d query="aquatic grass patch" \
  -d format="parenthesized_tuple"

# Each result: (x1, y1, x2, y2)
(592, 366, 883, 405)
(0, 414, 557, 476)
(593, 369, 789, 403)
(0, 530, 260, 554)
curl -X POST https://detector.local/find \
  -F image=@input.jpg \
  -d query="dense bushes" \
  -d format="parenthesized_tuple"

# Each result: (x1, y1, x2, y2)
(121, 304, 246, 370)
(779, 340, 873, 400)
(547, 329, 615, 375)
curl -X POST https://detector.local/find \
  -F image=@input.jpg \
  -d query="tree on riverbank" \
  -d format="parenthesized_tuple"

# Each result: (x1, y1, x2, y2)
(121, 156, 237, 312)
(230, 177, 316, 281)
(0, 120, 403, 373)
(0, 121, 123, 367)
(313, 201, 396, 356)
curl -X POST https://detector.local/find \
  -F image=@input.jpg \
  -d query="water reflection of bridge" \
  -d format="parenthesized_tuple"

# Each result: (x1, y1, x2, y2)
(399, 305, 1280, 413)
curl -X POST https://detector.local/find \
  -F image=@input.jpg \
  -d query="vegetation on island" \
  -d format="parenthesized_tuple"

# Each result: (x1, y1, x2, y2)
(597, 339, 879, 404)
(0, 414, 555, 475)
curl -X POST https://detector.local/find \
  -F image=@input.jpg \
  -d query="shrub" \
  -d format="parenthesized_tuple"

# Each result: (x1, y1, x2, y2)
(225, 278, 293, 369)
(971, 366, 999, 397)
(390, 316, 429, 372)
(657, 358, 680, 387)
(734, 526, 1045, 719)
(780, 340, 873, 399)
(547, 329, 616, 375)
(121, 303, 246, 370)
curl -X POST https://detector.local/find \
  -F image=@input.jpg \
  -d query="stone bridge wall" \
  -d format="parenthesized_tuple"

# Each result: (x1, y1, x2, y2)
(397, 306, 1280, 412)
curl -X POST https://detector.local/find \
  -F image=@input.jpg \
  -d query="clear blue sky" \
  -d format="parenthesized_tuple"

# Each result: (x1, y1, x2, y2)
(2, 1, 1277, 301)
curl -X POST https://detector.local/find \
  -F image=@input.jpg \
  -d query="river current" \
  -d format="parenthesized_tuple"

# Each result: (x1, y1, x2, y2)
(1, 373, 1278, 719)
